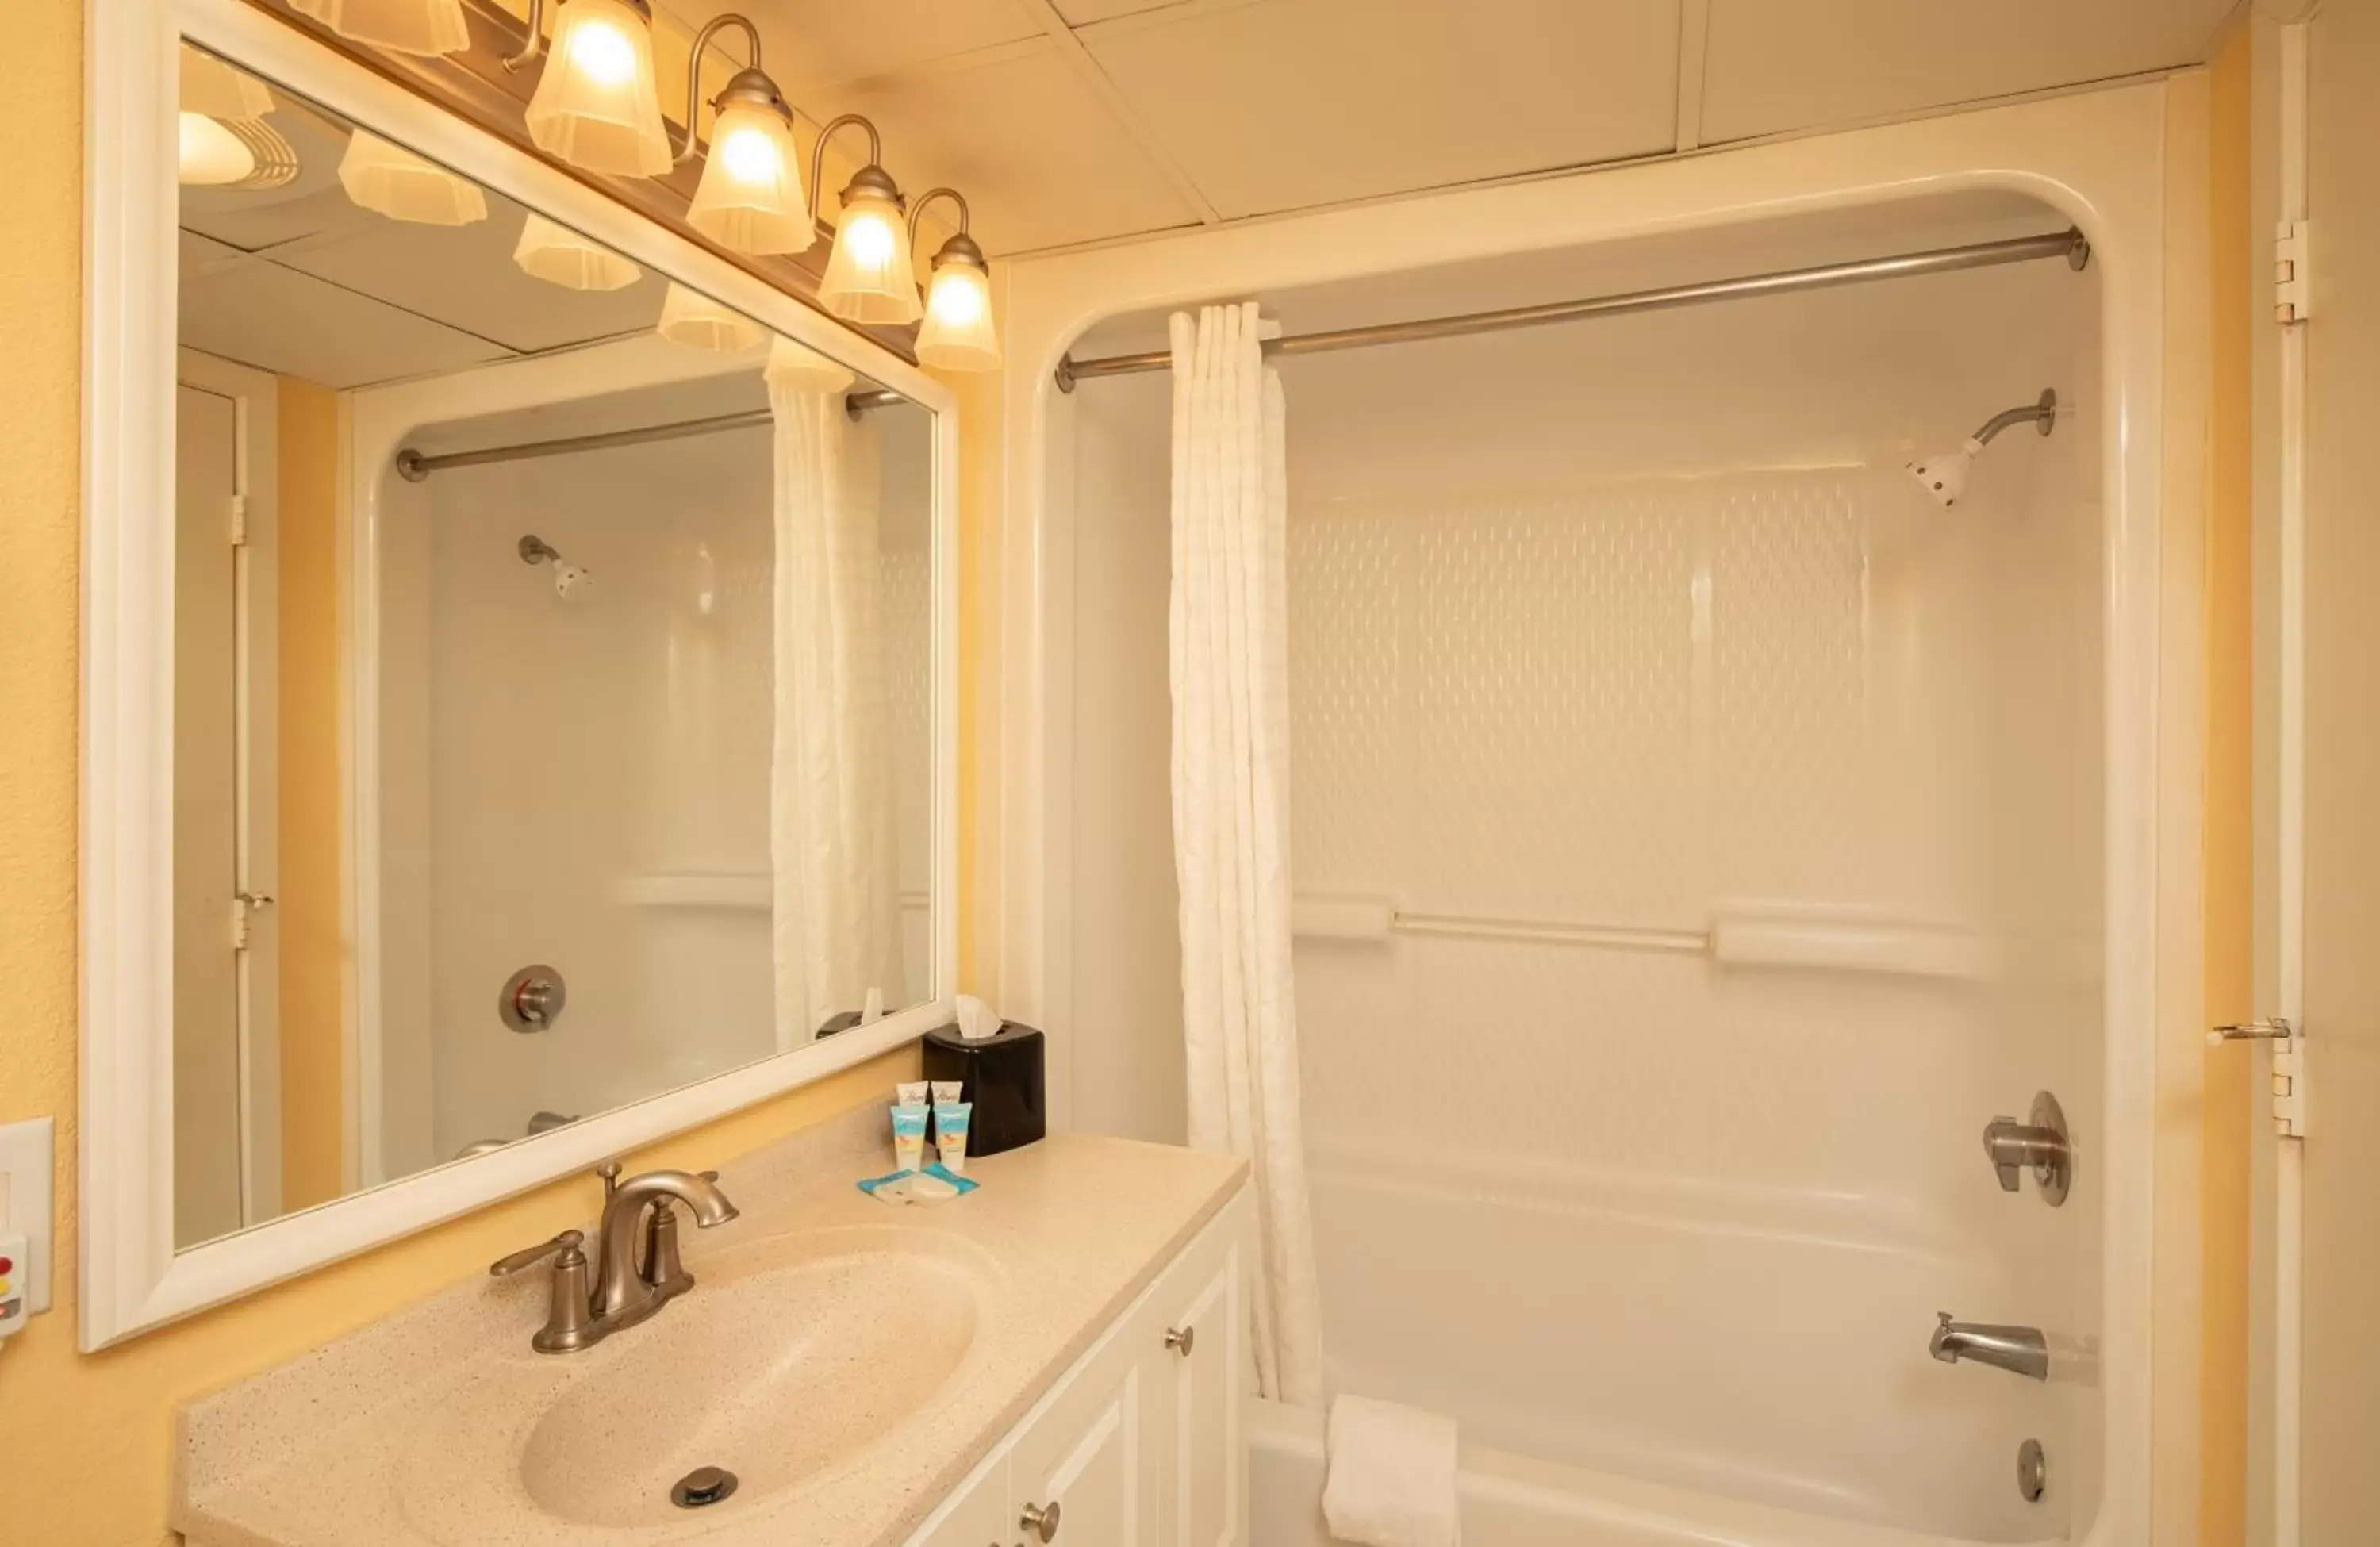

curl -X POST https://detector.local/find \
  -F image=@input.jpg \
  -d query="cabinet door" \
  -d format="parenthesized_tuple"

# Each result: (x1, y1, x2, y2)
(1012, 1357, 1157, 1547)
(1162, 1242, 1246, 1547)
(906, 1449, 1009, 1547)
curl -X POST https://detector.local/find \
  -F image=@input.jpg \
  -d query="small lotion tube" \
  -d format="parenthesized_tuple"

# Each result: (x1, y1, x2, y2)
(896, 1081, 930, 1107)
(934, 1101, 973, 1175)
(891, 1104, 930, 1173)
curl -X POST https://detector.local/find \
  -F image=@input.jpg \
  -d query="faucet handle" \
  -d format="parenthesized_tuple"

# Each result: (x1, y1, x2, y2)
(489, 1228, 585, 1278)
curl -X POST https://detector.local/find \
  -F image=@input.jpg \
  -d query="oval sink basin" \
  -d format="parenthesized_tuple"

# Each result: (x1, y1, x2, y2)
(512, 1230, 988, 1530)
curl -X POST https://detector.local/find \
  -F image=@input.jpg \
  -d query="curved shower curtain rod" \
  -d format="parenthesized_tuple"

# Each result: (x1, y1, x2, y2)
(1052, 227, 2092, 393)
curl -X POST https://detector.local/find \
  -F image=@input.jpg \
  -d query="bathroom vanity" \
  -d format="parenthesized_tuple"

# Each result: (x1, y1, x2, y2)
(174, 1104, 1252, 1545)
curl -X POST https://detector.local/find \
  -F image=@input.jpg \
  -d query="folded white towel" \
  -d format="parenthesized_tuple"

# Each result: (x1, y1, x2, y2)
(1321, 1395, 1461, 1547)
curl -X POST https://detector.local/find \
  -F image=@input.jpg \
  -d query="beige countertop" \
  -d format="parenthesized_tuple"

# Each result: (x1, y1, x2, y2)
(174, 1104, 1248, 1547)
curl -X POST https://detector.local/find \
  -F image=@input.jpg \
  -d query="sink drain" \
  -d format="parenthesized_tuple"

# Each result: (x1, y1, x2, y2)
(671, 1466, 739, 1509)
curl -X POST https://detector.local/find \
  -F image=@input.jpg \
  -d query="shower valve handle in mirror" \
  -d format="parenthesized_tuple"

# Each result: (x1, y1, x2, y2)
(1019, 1499, 1061, 1541)
(2209, 1017, 2297, 1046)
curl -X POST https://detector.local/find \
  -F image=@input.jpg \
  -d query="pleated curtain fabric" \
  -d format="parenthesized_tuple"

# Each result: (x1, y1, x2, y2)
(768, 381, 906, 1049)
(1168, 301, 1326, 1407)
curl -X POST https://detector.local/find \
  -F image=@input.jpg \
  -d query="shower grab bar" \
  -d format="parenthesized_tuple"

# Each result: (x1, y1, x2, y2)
(1293, 896, 2007, 979)
(1054, 228, 2090, 391)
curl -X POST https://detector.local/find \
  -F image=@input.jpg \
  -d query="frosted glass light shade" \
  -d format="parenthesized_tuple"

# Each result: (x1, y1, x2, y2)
(765, 335, 854, 394)
(685, 99, 812, 255)
(338, 131, 489, 225)
(180, 44, 274, 121)
(916, 261, 1000, 371)
(512, 212, 643, 291)
(290, 0, 470, 56)
(818, 186, 922, 325)
(524, 0, 672, 178)
(178, 113, 256, 186)
(658, 282, 766, 354)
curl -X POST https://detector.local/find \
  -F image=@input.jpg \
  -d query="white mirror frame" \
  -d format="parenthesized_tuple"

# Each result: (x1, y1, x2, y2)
(80, 0, 961, 1349)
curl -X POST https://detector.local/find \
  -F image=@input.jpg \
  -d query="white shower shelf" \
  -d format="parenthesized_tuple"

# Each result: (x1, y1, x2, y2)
(612, 874, 930, 913)
(1291, 896, 2011, 981)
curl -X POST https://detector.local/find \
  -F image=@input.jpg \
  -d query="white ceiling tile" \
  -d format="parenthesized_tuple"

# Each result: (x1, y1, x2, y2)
(704, 0, 1045, 90)
(811, 40, 1203, 254)
(1699, 0, 2234, 144)
(1081, 0, 1683, 219)
(178, 232, 512, 390)
(266, 205, 671, 356)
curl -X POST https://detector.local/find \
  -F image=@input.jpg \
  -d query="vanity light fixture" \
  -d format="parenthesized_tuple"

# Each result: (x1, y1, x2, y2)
(513, 211, 644, 290)
(674, 13, 811, 256)
(657, 281, 767, 353)
(178, 44, 299, 190)
(808, 115, 922, 326)
(290, 0, 471, 56)
(907, 188, 1000, 372)
(509, 0, 674, 178)
(338, 130, 489, 225)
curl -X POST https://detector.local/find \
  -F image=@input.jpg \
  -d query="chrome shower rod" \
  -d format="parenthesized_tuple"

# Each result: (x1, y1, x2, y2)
(1054, 227, 2090, 391)
(393, 389, 908, 482)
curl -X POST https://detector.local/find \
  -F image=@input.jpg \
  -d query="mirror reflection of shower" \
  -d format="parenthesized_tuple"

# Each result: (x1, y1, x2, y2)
(1905, 388, 2059, 508)
(519, 532, 593, 599)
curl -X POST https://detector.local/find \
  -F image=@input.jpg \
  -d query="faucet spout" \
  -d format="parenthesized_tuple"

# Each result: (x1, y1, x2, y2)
(1930, 1311, 2050, 1380)
(594, 1169, 739, 1319)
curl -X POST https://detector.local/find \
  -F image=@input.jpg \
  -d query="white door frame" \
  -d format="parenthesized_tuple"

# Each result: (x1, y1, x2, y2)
(175, 347, 283, 1230)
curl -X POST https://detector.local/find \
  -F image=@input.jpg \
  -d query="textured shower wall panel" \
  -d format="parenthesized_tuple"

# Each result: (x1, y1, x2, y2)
(1286, 467, 2002, 1202)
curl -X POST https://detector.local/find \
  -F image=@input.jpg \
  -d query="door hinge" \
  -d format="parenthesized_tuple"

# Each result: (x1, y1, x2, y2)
(229, 890, 273, 951)
(2274, 220, 2313, 324)
(2210, 1018, 2306, 1137)
(228, 492, 250, 547)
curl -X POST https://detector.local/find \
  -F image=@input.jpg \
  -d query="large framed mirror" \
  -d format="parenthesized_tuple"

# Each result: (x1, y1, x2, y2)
(82, 0, 957, 1347)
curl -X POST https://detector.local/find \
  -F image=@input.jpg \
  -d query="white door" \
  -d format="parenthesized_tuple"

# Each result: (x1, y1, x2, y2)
(173, 355, 282, 1245)
(1164, 1248, 1246, 1547)
(1012, 1356, 1157, 1547)
(2251, 6, 2380, 1542)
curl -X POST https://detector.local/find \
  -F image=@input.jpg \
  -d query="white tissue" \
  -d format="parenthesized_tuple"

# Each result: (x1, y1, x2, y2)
(955, 994, 1000, 1042)
(862, 986, 885, 1023)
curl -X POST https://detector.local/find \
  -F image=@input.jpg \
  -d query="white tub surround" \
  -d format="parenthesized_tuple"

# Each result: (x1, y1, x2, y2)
(173, 1108, 1250, 1547)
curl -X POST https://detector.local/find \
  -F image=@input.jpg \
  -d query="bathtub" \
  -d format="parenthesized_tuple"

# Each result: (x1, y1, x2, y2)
(1248, 1400, 2061, 1547)
(1266, 1143, 2083, 1545)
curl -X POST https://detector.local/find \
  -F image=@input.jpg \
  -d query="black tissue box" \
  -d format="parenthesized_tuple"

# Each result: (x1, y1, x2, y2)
(921, 1020, 1046, 1157)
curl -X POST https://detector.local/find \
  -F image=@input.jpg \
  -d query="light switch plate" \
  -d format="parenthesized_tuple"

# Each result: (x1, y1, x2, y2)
(0, 1117, 55, 1315)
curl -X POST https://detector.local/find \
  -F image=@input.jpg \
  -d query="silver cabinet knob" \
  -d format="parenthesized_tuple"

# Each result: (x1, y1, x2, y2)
(1165, 1325, 1195, 1356)
(1019, 1499, 1061, 1541)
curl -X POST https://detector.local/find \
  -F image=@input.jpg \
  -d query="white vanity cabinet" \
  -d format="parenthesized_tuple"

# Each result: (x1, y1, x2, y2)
(908, 1184, 1252, 1547)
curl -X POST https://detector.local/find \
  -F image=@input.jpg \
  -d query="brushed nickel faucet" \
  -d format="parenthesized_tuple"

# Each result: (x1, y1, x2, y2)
(1931, 1312, 2050, 1380)
(490, 1161, 739, 1353)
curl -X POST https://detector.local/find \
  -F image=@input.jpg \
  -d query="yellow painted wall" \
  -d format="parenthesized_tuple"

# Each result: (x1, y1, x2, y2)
(0, 11, 927, 1545)
(2201, 23, 2255, 1547)
(275, 378, 345, 1211)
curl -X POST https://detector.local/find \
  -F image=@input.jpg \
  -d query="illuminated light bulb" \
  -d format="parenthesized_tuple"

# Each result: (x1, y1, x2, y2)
(338, 130, 489, 225)
(816, 175, 920, 325)
(568, 17, 636, 83)
(512, 212, 643, 291)
(914, 236, 1000, 372)
(684, 83, 811, 256)
(289, 0, 470, 56)
(656, 282, 766, 354)
(178, 113, 256, 186)
(523, 0, 671, 178)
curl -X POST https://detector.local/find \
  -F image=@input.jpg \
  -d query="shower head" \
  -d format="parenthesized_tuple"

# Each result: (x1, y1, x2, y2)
(1905, 389, 2058, 509)
(519, 533, 593, 599)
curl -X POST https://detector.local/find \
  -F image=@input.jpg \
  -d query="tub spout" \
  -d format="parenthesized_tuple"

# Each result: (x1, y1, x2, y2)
(1930, 1312, 2049, 1380)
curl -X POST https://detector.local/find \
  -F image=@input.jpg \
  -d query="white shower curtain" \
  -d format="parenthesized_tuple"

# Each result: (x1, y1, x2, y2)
(1169, 301, 1325, 1407)
(769, 374, 904, 1049)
